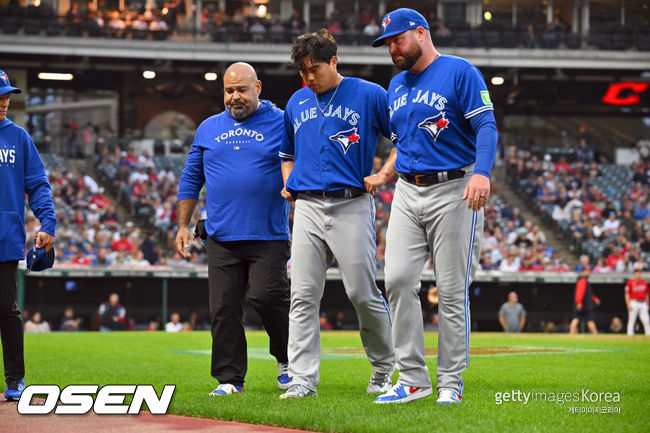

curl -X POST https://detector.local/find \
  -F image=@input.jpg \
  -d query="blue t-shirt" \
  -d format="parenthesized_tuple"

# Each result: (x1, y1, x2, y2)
(387, 55, 495, 177)
(177, 100, 289, 241)
(280, 77, 390, 193)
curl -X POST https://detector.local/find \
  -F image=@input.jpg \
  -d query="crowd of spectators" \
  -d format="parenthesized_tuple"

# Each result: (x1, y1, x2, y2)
(507, 136, 650, 272)
(3, 1, 647, 51)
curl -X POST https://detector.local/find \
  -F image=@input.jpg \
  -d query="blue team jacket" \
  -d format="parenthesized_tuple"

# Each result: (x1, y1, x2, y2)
(0, 119, 56, 262)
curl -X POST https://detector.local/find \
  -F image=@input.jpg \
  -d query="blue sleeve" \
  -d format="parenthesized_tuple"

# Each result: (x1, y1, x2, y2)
(458, 65, 494, 120)
(23, 133, 56, 236)
(469, 110, 498, 178)
(177, 138, 206, 200)
(374, 86, 391, 139)
(279, 108, 295, 160)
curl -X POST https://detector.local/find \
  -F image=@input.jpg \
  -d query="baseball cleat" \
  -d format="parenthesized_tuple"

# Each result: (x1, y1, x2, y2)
(277, 362, 291, 390)
(209, 383, 243, 396)
(4, 379, 25, 401)
(279, 384, 317, 399)
(366, 369, 393, 393)
(374, 383, 433, 404)
(436, 388, 462, 404)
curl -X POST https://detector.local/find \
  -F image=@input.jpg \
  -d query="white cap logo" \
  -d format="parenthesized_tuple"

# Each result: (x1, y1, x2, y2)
(409, 21, 415, 26)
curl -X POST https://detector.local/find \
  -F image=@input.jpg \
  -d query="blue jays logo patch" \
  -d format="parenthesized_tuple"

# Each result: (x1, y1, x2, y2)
(418, 112, 449, 142)
(381, 15, 391, 31)
(329, 127, 360, 154)
(0, 74, 8, 85)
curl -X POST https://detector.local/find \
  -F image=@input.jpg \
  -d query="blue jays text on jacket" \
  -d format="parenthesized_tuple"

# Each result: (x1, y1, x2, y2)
(177, 100, 289, 242)
(387, 55, 498, 178)
(0, 119, 56, 261)
(279, 77, 391, 193)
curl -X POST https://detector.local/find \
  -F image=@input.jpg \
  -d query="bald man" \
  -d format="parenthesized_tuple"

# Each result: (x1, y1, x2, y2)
(177, 62, 291, 396)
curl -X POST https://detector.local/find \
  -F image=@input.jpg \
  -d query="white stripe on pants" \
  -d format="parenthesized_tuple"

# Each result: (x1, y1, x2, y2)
(287, 193, 395, 391)
(627, 300, 650, 335)
(384, 169, 482, 394)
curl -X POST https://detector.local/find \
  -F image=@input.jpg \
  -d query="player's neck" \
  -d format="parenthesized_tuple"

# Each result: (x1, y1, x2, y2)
(319, 73, 343, 94)
(409, 48, 440, 75)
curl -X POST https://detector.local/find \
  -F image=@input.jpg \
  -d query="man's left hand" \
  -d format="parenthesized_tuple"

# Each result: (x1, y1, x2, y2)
(462, 174, 490, 212)
(35, 231, 56, 252)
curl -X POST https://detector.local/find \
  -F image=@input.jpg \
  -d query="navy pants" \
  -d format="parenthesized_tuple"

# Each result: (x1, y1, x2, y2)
(0, 261, 24, 387)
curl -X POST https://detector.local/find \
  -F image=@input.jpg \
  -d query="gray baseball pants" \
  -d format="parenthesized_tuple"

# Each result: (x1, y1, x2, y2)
(384, 166, 482, 395)
(288, 193, 395, 392)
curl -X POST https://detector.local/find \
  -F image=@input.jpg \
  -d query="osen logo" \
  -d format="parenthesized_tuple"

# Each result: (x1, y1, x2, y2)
(17, 384, 175, 415)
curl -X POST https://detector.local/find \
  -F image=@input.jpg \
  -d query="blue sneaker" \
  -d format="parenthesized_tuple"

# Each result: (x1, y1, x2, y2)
(208, 383, 243, 396)
(374, 383, 433, 404)
(277, 362, 291, 390)
(4, 379, 25, 401)
(436, 388, 462, 404)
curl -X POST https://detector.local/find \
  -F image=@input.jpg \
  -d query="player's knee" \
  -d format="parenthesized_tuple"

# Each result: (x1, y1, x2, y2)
(384, 272, 417, 294)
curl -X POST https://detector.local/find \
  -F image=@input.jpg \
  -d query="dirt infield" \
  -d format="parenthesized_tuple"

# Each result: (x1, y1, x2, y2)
(0, 400, 311, 433)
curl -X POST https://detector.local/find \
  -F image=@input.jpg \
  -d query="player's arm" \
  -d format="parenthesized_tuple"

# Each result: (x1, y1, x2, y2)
(176, 139, 205, 259)
(575, 279, 587, 310)
(458, 66, 498, 212)
(498, 314, 506, 331)
(279, 107, 296, 202)
(24, 133, 57, 252)
(462, 109, 497, 211)
(365, 147, 397, 194)
(176, 199, 198, 258)
(281, 161, 295, 202)
(625, 292, 631, 311)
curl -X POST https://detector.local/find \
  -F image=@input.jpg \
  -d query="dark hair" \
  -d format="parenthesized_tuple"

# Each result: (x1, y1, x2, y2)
(290, 29, 338, 70)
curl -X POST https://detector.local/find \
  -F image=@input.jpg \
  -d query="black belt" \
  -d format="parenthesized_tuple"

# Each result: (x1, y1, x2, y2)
(398, 169, 465, 186)
(299, 187, 365, 199)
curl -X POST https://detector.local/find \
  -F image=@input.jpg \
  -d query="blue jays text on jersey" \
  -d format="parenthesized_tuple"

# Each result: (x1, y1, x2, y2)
(0, 147, 16, 163)
(177, 99, 289, 242)
(387, 54, 497, 177)
(280, 77, 391, 193)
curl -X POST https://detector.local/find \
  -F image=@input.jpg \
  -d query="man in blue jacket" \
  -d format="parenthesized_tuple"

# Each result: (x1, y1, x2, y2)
(176, 63, 291, 396)
(0, 70, 56, 401)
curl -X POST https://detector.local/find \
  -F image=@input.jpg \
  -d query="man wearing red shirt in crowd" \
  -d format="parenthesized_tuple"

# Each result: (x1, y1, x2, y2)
(570, 267, 600, 334)
(625, 269, 650, 335)
(111, 232, 133, 253)
(90, 187, 110, 211)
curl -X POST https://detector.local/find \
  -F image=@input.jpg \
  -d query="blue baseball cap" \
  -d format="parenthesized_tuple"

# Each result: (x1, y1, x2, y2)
(371, 8, 429, 47)
(0, 70, 23, 95)
(26, 246, 55, 272)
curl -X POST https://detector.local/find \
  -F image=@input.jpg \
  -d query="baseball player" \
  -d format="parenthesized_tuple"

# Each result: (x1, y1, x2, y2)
(570, 267, 600, 334)
(0, 70, 56, 401)
(624, 269, 650, 335)
(367, 9, 497, 404)
(278, 29, 395, 399)
(176, 63, 291, 396)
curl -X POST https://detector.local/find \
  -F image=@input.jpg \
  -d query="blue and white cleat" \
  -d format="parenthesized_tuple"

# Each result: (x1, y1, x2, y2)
(436, 388, 462, 404)
(374, 383, 433, 404)
(209, 383, 243, 396)
(4, 379, 25, 401)
(277, 362, 291, 390)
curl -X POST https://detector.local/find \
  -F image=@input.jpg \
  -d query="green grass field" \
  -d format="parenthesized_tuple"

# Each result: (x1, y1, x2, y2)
(5, 331, 649, 432)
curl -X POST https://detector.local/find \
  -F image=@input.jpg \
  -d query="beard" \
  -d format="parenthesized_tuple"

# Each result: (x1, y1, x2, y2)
(227, 105, 248, 120)
(392, 43, 422, 71)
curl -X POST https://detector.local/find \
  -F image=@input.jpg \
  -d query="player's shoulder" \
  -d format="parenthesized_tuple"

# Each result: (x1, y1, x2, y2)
(387, 71, 409, 90)
(344, 76, 386, 94)
(285, 87, 312, 109)
(197, 112, 224, 131)
(0, 119, 28, 136)
(438, 54, 475, 71)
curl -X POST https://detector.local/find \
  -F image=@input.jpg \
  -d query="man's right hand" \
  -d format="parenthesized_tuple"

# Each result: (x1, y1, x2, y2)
(281, 187, 294, 203)
(175, 226, 192, 259)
